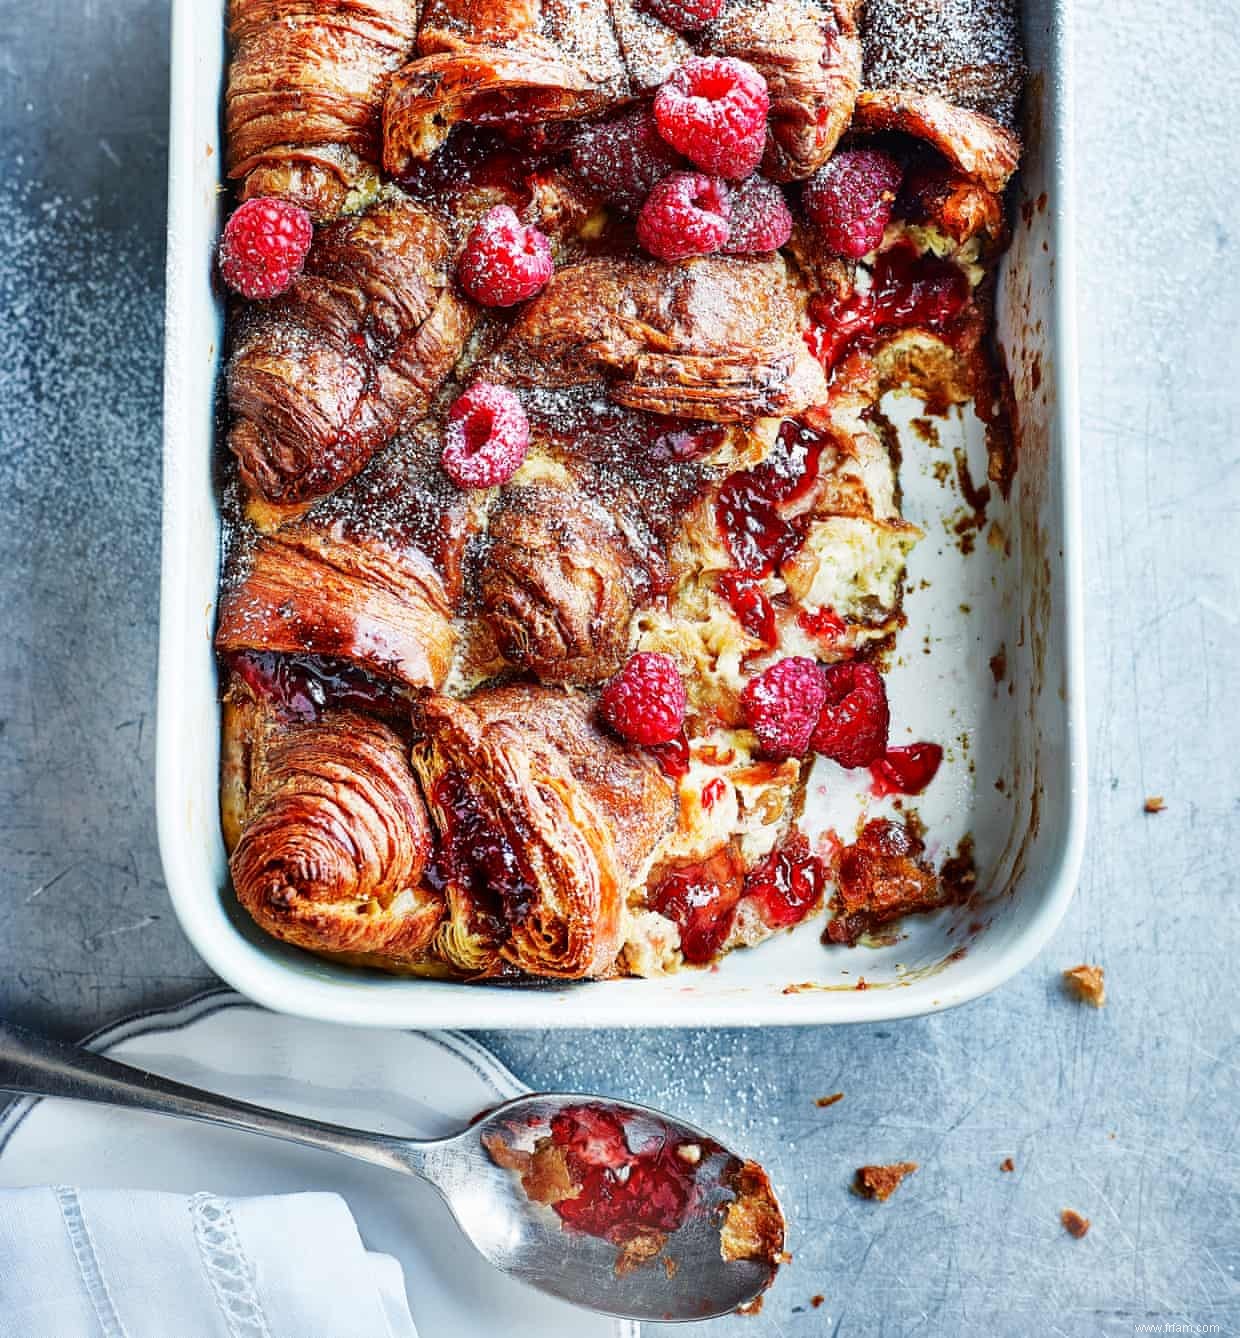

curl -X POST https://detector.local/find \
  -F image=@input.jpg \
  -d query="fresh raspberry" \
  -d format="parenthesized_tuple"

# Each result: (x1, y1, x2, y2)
(811, 661, 891, 768)
(636, 171, 731, 261)
(441, 383, 529, 489)
(654, 57, 770, 181)
(570, 107, 684, 213)
(741, 657, 828, 760)
(457, 205, 553, 307)
(600, 652, 688, 747)
(219, 197, 313, 300)
(638, 0, 724, 32)
(724, 175, 793, 254)
(802, 149, 904, 259)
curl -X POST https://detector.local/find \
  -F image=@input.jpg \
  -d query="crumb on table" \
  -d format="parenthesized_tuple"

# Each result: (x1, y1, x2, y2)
(1000, 1157, 1015, 1172)
(1144, 795, 1166, 813)
(811, 1294, 825, 1308)
(815, 1092, 844, 1109)
(854, 1162, 918, 1201)
(1063, 963, 1106, 1007)
(1061, 1208, 1090, 1238)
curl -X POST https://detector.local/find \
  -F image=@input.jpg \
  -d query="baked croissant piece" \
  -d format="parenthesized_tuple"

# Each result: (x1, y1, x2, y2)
(216, 516, 457, 692)
(861, 0, 1025, 128)
(227, 0, 421, 219)
(490, 254, 826, 422)
(228, 194, 474, 507)
(383, 0, 859, 179)
(225, 697, 445, 965)
(480, 480, 651, 685)
(852, 89, 1020, 193)
(411, 685, 678, 979)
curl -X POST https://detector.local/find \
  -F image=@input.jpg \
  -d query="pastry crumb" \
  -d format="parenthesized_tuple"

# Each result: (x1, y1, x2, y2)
(1062, 963, 1106, 1007)
(854, 1162, 918, 1202)
(1000, 1157, 1015, 1173)
(721, 1161, 786, 1264)
(815, 1092, 844, 1109)
(615, 1230, 668, 1277)
(811, 1294, 825, 1309)
(1061, 1208, 1090, 1238)
(1143, 795, 1166, 813)
(664, 1256, 679, 1279)
(736, 1295, 764, 1316)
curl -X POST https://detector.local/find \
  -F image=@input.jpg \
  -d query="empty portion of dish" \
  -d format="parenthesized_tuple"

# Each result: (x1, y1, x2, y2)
(213, 0, 1027, 982)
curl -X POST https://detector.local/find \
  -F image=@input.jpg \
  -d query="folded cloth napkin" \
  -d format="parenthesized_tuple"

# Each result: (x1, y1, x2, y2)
(0, 1187, 418, 1338)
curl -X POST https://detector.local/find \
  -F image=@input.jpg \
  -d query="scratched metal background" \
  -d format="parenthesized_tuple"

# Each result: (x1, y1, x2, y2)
(1, 2, 1237, 1334)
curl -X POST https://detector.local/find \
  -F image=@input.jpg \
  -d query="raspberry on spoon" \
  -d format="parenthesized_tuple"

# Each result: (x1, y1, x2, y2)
(441, 383, 530, 489)
(219, 197, 313, 300)
(457, 205, 554, 307)
(654, 57, 770, 181)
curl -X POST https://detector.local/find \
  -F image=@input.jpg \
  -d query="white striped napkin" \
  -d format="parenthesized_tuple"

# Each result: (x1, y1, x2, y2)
(0, 1187, 418, 1338)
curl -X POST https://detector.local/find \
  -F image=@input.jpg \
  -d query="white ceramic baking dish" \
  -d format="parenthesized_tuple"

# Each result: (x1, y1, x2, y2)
(158, 0, 1083, 1029)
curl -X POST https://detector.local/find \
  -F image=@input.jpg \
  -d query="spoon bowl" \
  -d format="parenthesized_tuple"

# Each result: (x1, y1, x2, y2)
(0, 1019, 783, 1322)
(407, 1093, 781, 1321)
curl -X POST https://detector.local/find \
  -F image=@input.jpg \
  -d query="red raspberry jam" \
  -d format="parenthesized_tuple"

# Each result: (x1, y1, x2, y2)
(797, 605, 846, 644)
(870, 743, 944, 796)
(432, 771, 536, 932)
(649, 729, 692, 781)
(807, 243, 971, 372)
(715, 419, 828, 575)
(743, 831, 825, 929)
(700, 777, 727, 811)
(649, 846, 744, 964)
(227, 651, 405, 723)
(716, 569, 777, 646)
(549, 1104, 700, 1241)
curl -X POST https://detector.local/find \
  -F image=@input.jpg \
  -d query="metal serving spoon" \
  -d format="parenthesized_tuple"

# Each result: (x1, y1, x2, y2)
(0, 1018, 781, 1322)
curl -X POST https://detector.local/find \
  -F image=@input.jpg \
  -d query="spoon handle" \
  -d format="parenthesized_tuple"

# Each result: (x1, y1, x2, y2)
(0, 1017, 409, 1173)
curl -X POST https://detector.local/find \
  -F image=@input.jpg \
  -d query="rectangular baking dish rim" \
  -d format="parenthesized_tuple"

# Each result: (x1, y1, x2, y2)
(155, 0, 1086, 1029)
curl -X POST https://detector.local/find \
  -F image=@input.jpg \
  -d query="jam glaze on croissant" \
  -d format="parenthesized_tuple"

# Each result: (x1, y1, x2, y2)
(226, 697, 445, 965)
(412, 686, 678, 979)
(228, 194, 475, 507)
(216, 516, 457, 692)
(227, 0, 421, 220)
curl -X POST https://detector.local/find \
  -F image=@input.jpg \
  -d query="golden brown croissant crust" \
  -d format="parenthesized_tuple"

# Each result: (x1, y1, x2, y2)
(490, 255, 826, 422)
(227, 698, 445, 964)
(227, 0, 420, 218)
(216, 517, 457, 691)
(383, 0, 859, 179)
(481, 482, 647, 685)
(218, 1, 1024, 981)
(228, 195, 474, 506)
(411, 686, 678, 978)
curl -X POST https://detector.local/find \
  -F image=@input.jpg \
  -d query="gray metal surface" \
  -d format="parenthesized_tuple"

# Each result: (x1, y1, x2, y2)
(0, 1, 1236, 1334)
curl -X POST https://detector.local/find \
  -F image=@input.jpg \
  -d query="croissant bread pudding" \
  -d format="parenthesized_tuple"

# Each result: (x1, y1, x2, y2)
(213, 0, 1026, 982)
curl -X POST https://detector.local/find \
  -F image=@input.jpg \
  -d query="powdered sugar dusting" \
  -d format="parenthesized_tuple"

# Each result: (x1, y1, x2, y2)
(861, 0, 1025, 127)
